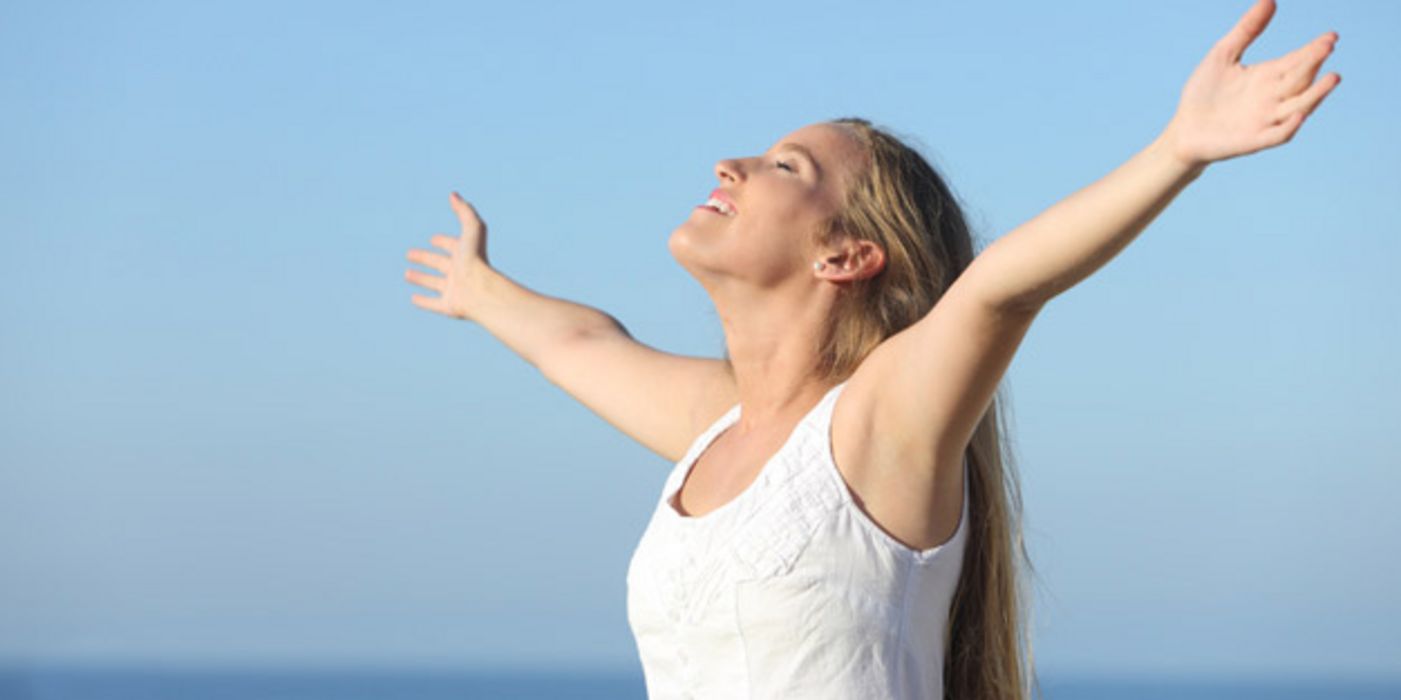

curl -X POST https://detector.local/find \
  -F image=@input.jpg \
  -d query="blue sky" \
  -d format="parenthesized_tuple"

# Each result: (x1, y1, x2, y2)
(2, 0, 1397, 681)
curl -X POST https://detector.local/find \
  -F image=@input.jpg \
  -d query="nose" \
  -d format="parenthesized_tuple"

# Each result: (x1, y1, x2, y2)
(715, 158, 743, 183)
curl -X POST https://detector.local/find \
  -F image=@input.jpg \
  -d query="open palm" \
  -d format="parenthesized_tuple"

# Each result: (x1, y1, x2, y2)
(1167, 0, 1341, 167)
(405, 192, 492, 321)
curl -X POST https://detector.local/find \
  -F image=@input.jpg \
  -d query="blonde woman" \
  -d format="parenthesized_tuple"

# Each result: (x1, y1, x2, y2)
(404, 1, 1338, 697)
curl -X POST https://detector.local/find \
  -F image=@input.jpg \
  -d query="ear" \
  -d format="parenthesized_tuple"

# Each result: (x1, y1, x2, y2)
(816, 238, 886, 281)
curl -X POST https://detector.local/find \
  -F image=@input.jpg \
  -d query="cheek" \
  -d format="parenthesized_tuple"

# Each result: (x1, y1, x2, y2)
(747, 186, 827, 236)
(730, 216, 813, 276)
(756, 194, 827, 249)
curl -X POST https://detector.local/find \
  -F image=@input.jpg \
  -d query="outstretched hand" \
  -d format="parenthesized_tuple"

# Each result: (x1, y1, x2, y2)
(1165, 0, 1340, 168)
(405, 192, 492, 321)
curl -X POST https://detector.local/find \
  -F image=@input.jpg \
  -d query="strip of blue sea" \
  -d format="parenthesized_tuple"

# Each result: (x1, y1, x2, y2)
(1, 665, 1397, 700)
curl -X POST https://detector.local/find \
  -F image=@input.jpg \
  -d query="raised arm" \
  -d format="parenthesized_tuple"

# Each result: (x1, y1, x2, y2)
(405, 192, 737, 463)
(966, 0, 1339, 313)
(406, 192, 615, 369)
(857, 0, 1340, 479)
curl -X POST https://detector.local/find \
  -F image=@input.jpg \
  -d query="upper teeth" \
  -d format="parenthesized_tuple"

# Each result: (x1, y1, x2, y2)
(705, 197, 735, 215)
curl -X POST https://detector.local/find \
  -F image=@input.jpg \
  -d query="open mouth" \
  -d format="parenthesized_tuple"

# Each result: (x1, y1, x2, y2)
(696, 196, 735, 216)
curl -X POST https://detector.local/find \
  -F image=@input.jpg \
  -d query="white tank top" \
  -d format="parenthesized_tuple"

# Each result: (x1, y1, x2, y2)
(626, 380, 970, 699)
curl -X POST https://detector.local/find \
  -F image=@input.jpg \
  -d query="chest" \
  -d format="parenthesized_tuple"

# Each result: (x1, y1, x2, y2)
(671, 426, 789, 518)
(671, 393, 965, 553)
(830, 387, 966, 553)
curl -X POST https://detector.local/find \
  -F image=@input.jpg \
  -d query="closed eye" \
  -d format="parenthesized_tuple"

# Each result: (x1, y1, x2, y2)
(776, 160, 796, 172)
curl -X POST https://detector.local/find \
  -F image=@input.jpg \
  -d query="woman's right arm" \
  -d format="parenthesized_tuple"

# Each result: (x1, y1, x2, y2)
(405, 192, 736, 463)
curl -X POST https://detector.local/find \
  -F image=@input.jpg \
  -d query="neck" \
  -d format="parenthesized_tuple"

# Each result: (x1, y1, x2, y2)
(713, 285, 837, 435)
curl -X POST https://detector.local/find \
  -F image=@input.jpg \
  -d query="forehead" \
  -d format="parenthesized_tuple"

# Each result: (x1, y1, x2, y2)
(770, 122, 868, 190)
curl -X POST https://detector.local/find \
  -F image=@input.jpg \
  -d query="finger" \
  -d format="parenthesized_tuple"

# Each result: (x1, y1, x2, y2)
(1275, 72, 1341, 123)
(410, 293, 445, 314)
(449, 191, 484, 236)
(429, 234, 459, 253)
(405, 268, 446, 293)
(406, 248, 450, 274)
(1214, 0, 1276, 65)
(1275, 31, 1338, 76)
(1255, 110, 1306, 151)
(1279, 33, 1337, 95)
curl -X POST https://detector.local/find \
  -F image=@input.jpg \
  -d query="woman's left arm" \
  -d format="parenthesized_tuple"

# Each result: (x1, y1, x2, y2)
(963, 0, 1340, 313)
(854, 0, 1342, 482)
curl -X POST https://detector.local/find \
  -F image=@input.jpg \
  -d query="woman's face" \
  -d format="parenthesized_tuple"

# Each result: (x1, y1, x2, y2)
(669, 122, 868, 288)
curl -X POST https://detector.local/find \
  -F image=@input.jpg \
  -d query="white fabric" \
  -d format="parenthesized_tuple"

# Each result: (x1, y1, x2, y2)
(626, 380, 970, 699)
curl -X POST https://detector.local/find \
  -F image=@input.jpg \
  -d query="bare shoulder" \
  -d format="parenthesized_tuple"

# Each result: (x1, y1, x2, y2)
(829, 335, 969, 552)
(829, 358, 889, 487)
(835, 290, 1035, 482)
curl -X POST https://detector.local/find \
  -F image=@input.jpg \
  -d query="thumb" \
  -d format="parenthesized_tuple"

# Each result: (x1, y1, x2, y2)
(449, 191, 483, 233)
(1214, 0, 1275, 65)
(449, 191, 490, 264)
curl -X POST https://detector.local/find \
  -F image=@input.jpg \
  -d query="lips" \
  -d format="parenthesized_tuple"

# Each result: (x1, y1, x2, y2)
(708, 188, 738, 215)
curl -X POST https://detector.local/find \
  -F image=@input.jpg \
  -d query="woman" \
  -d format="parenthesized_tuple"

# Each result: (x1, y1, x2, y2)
(404, 1, 1338, 697)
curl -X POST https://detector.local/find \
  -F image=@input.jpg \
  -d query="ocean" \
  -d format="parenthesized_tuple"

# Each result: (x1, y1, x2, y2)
(1, 665, 1397, 699)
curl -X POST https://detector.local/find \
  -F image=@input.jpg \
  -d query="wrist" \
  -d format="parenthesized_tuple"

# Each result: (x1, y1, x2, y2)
(1150, 124, 1209, 182)
(463, 260, 500, 321)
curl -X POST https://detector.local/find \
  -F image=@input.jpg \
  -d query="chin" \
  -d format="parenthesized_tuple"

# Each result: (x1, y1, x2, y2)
(668, 225, 718, 280)
(667, 227, 696, 272)
(667, 221, 696, 260)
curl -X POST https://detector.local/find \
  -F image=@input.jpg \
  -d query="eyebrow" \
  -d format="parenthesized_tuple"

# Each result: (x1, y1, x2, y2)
(772, 142, 822, 178)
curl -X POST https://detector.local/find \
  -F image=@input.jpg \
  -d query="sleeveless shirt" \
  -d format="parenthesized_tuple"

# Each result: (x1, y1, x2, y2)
(626, 380, 970, 699)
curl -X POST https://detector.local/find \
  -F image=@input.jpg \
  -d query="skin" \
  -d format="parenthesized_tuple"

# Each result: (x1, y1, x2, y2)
(667, 122, 882, 431)
(662, 121, 893, 521)
(666, 0, 1342, 546)
(408, 0, 1340, 552)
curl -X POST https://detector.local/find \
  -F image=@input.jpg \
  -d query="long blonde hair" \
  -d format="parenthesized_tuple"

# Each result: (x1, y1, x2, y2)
(818, 117, 1039, 699)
